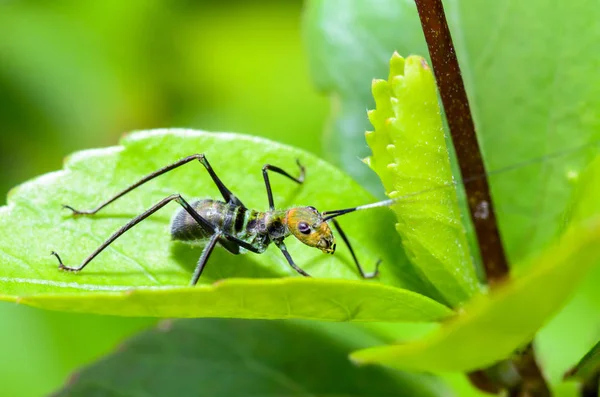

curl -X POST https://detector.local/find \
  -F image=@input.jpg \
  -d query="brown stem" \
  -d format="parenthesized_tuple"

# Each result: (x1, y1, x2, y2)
(508, 344, 551, 397)
(412, 0, 549, 395)
(467, 370, 503, 394)
(581, 372, 599, 397)
(413, 0, 508, 284)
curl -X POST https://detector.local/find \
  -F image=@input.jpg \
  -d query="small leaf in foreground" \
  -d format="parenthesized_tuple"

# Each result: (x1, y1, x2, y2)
(53, 319, 450, 397)
(365, 53, 479, 307)
(0, 129, 445, 320)
(350, 216, 600, 372)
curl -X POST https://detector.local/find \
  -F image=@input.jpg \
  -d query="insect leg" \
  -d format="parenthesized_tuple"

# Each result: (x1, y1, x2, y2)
(198, 155, 244, 206)
(190, 232, 222, 286)
(221, 234, 262, 254)
(52, 194, 216, 272)
(262, 159, 305, 210)
(64, 154, 242, 215)
(274, 240, 311, 277)
(331, 219, 381, 279)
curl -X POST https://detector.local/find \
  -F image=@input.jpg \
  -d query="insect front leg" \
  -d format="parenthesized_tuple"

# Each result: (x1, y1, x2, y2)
(274, 240, 311, 277)
(63, 154, 243, 215)
(52, 193, 216, 274)
(262, 159, 305, 210)
(330, 219, 381, 279)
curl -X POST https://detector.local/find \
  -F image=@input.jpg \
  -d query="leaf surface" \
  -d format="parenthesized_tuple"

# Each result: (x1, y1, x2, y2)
(564, 340, 600, 382)
(351, 216, 600, 371)
(0, 129, 450, 320)
(53, 319, 450, 397)
(303, 0, 426, 193)
(365, 53, 479, 307)
(304, 0, 600, 264)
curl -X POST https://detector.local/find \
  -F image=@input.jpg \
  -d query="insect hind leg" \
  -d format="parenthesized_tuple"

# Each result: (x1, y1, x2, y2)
(63, 153, 244, 215)
(52, 193, 217, 274)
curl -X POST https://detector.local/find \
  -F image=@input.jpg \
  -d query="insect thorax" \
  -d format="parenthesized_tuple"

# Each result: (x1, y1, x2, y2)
(169, 199, 289, 253)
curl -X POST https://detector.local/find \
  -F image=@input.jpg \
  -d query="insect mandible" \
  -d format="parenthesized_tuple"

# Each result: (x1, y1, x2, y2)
(51, 154, 393, 285)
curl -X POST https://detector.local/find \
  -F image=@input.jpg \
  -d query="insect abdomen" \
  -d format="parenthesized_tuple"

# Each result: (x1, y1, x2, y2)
(170, 199, 256, 243)
(170, 199, 229, 242)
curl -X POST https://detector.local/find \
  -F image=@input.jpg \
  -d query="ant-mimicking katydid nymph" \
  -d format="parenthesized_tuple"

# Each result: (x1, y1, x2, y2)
(51, 154, 394, 285)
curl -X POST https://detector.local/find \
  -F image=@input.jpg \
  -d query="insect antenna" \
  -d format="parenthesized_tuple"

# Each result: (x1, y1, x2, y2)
(322, 138, 600, 221)
(322, 199, 396, 221)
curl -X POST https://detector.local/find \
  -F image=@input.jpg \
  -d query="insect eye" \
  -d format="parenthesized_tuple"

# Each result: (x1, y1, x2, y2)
(297, 222, 311, 235)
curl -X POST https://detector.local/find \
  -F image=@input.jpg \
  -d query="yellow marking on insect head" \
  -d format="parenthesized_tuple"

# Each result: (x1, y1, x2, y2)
(285, 207, 336, 254)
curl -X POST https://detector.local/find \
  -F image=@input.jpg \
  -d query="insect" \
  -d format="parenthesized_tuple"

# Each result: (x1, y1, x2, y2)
(51, 154, 390, 285)
(51, 138, 597, 285)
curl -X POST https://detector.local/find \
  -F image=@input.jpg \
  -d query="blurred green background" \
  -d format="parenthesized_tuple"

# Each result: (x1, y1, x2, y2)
(3, 1, 599, 396)
(0, 1, 328, 396)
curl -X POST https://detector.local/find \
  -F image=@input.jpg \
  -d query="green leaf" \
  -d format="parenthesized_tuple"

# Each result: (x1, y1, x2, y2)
(0, 129, 451, 320)
(53, 319, 450, 397)
(565, 155, 600, 227)
(564, 340, 600, 382)
(365, 53, 479, 307)
(535, 263, 600, 385)
(350, 216, 600, 372)
(303, 0, 426, 193)
(303, 0, 600, 264)
(541, 155, 600, 385)
(305, 2, 600, 375)
(12, 279, 452, 321)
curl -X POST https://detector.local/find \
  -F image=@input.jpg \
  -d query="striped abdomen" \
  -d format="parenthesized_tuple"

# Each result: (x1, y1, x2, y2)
(170, 199, 269, 252)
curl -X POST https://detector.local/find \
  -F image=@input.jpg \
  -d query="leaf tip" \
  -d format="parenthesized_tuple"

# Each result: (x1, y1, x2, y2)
(389, 52, 406, 78)
(371, 79, 389, 97)
(348, 352, 366, 366)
